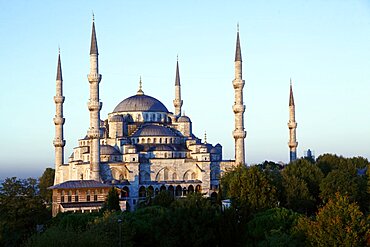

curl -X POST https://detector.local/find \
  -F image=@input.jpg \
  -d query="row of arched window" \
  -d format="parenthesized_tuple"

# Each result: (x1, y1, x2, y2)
(138, 184, 202, 198)
(131, 137, 179, 145)
(60, 189, 101, 203)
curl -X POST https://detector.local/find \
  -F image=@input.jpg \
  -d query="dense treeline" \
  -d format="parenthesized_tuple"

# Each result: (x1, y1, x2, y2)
(1, 154, 370, 246)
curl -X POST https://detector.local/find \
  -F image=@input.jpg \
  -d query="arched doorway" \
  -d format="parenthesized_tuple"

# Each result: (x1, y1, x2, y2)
(155, 188, 159, 195)
(160, 185, 166, 192)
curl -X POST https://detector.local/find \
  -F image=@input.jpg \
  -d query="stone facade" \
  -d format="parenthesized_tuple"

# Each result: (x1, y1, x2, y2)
(51, 19, 245, 216)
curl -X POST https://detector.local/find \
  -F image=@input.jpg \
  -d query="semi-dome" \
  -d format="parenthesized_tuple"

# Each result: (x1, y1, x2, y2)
(113, 94, 169, 113)
(100, 145, 121, 155)
(109, 115, 123, 122)
(178, 115, 191, 123)
(132, 125, 177, 137)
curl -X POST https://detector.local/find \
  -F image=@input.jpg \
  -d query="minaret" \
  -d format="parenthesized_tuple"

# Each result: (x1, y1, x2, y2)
(173, 56, 183, 117)
(87, 16, 102, 181)
(53, 49, 66, 184)
(232, 25, 246, 165)
(288, 79, 298, 162)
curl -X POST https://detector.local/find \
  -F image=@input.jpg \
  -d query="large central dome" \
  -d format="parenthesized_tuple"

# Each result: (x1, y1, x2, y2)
(113, 94, 169, 113)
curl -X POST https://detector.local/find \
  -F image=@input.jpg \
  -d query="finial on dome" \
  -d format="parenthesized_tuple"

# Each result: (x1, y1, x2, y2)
(92, 11, 95, 22)
(237, 22, 239, 32)
(137, 76, 144, 95)
(204, 131, 207, 144)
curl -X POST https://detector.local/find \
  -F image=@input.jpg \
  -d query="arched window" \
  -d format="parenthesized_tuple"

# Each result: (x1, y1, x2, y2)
(153, 138, 156, 143)
(139, 186, 146, 198)
(86, 190, 91, 201)
(148, 138, 151, 143)
(188, 185, 194, 194)
(94, 190, 98, 201)
(168, 185, 174, 196)
(68, 191, 72, 202)
(159, 138, 162, 143)
(119, 174, 124, 181)
(121, 186, 129, 198)
(148, 186, 154, 197)
(175, 185, 182, 197)
(160, 185, 166, 192)
(60, 190, 65, 203)
(75, 190, 79, 202)
(163, 168, 169, 181)
(172, 173, 178, 180)
(191, 172, 196, 180)
(195, 185, 201, 193)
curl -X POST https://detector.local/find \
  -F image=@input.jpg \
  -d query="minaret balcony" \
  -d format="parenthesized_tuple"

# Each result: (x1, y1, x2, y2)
(173, 99, 183, 108)
(53, 139, 66, 147)
(88, 73, 102, 83)
(88, 101, 102, 111)
(53, 117, 65, 125)
(232, 79, 245, 89)
(233, 129, 246, 139)
(88, 129, 100, 139)
(288, 142, 298, 148)
(233, 104, 245, 114)
(288, 122, 297, 128)
(54, 96, 65, 104)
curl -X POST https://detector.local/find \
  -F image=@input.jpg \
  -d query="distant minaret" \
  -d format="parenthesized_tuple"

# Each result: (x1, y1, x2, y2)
(53, 49, 66, 184)
(232, 25, 246, 165)
(288, 79, 298, 162)
(87, 16, 102, 181)
(173, 56, 183, 117)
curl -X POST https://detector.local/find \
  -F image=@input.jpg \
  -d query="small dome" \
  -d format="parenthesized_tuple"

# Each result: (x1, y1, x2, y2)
(113, 94, 168, 113)
(132, 125, 177, 137)
(110, 115, 123, 122)
(178, 115, 191, 123)
(100, 145, 121, 155)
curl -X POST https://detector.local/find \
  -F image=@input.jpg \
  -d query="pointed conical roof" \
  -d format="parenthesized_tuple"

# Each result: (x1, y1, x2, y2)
(90, 20, 98, 55)
(289, 79, 295, 106)
(56, 50, 62, 81)
(175, 58, 180, 86)
(235, 30, 242, 62)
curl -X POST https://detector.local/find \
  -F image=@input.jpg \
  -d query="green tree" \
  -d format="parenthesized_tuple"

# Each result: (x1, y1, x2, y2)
(319, 158, 369, 212)
(316, 153, 344, 176)
(0, 177, 50, 247)
(221, 165, 278, 215)
(297, 193, 370, 246)
(39, 168, 55, 204)
(246, 207, 304, 247)
(281, 159, 323, 214)
(103, 187, 121, 211)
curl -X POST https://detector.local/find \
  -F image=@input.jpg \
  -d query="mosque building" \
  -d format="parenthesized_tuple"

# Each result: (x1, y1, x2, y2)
(50, 18, 247, 216)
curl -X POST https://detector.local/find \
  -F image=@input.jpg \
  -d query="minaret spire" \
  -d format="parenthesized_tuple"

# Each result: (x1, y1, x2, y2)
(173, 56, 183, 116)
(53, 50, 66, 184)
(87, 17, 102, 181)
(232, 25, 246, 165)
(288, 79, 298, 162)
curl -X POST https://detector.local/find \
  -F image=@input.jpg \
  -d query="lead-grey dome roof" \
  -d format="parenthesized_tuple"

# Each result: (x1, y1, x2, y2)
(100, 145, 121, 155)
(132, 125, 177, 137)
(113, 94, 169, 113)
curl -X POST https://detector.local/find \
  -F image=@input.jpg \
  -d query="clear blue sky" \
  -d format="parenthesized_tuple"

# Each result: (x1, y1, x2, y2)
(1, 0, 370, 179)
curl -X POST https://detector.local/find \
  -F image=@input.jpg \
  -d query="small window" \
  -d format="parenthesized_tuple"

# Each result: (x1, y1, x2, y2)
(87, 190, 91, 202)
(75, 190, 79, 202)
